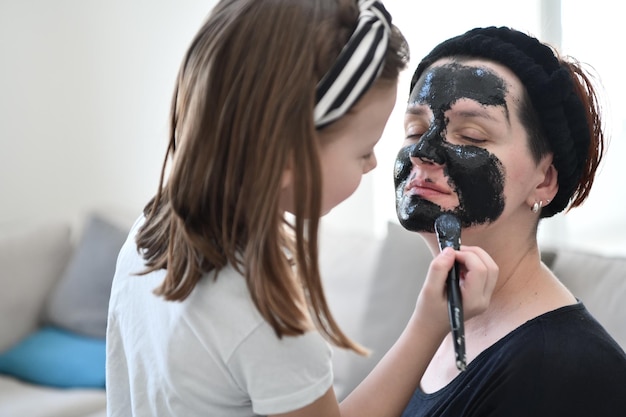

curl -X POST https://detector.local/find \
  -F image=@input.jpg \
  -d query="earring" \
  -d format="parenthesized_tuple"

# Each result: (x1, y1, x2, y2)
(531, 201, 543, 213)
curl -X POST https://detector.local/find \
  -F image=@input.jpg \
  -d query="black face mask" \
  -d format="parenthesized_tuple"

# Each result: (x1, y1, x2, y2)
(395, 62, 507, 233)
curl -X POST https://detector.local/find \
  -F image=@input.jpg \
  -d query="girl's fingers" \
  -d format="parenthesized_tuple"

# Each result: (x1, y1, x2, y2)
(424, 247, 457, 294)
(418, 245, 497, 323)
(457, 246, 498, 291)
(453, 246, 499, 315)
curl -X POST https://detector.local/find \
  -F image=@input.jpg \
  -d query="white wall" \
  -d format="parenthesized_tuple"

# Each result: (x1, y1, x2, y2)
(554, 0, 626, 254)
(0, 0, 215, 232)
(2, 1, 624, 254)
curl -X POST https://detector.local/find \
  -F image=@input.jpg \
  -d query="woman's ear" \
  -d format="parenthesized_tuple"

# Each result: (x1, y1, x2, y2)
(531, 155, 559, 208)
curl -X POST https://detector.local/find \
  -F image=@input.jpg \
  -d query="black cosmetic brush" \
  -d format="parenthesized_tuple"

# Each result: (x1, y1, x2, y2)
(434, 213, 466, 371)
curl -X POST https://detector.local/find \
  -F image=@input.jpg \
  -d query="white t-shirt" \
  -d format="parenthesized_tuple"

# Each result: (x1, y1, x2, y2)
(106, 217, 333, 416)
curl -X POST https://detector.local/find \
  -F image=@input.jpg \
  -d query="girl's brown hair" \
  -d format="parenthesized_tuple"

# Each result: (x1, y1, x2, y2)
(136, 0, 408, 353)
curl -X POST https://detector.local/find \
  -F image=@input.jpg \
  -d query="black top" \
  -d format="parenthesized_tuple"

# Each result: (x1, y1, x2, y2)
(401, 303, 626, 417)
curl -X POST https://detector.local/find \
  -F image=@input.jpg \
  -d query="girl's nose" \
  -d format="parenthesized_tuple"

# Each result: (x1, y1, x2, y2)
(364, 153, 377, 174)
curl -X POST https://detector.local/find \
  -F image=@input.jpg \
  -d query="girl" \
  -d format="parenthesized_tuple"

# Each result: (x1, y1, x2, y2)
(105, 1, 497, 416)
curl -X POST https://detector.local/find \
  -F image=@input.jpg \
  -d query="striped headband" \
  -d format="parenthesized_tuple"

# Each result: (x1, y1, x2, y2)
(314, 0, 392, 129)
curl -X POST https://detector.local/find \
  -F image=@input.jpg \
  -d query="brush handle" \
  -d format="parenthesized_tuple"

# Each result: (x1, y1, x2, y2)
(446, 261, 466, 371)
(434, 214, 466, 371)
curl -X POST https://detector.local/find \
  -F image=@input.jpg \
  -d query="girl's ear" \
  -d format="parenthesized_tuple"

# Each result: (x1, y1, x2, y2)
(278, 155, 296, 213)
(281, 169, 293, 189)
(281, 154, 294, 189)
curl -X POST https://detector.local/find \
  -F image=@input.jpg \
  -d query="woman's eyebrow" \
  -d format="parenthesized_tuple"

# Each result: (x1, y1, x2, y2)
(449, 106, 510, 126)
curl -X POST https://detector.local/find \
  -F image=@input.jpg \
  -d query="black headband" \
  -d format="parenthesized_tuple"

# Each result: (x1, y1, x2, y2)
(410, 26, 590, 217)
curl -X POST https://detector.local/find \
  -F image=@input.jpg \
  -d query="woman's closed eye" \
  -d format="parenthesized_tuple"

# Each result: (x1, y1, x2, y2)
(404, 126, 426, 142)
(448, 128, 489, 145)
(404, 120, 428, 142)
(405, 133, 423, 141)
(458, 135, 487, 144)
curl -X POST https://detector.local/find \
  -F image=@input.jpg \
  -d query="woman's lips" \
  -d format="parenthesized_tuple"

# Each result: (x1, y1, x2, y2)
(405, 178, 451, 199)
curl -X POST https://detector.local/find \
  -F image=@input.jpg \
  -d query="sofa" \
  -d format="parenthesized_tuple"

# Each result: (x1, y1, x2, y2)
(0, 213, 131, 417)
(1, 213, 625, 416)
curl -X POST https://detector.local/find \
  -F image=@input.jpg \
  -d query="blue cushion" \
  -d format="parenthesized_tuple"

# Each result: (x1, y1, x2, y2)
(0, 326, 106, 389)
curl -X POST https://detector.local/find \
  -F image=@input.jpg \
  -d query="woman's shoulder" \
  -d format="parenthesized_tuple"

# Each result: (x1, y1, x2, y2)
(486, 303, 626, 371)
(535, 303, 625, 353)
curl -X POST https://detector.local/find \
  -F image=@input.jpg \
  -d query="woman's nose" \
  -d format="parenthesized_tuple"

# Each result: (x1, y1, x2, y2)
(409, 124, 446, 165)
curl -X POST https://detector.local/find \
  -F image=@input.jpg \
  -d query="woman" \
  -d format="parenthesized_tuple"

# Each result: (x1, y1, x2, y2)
(394, 26, 626, 416)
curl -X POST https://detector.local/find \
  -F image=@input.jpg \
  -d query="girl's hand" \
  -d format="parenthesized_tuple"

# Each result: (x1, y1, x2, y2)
(414, 245, 498, 333)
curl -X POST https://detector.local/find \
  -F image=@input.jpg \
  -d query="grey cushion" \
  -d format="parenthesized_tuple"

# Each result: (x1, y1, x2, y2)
(551, 249, 626, 350)
(342, 221, 433, 396)
(0, 223, 72, 352)
(318, 221, 383, 401)
(43, 214, 128, 339)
